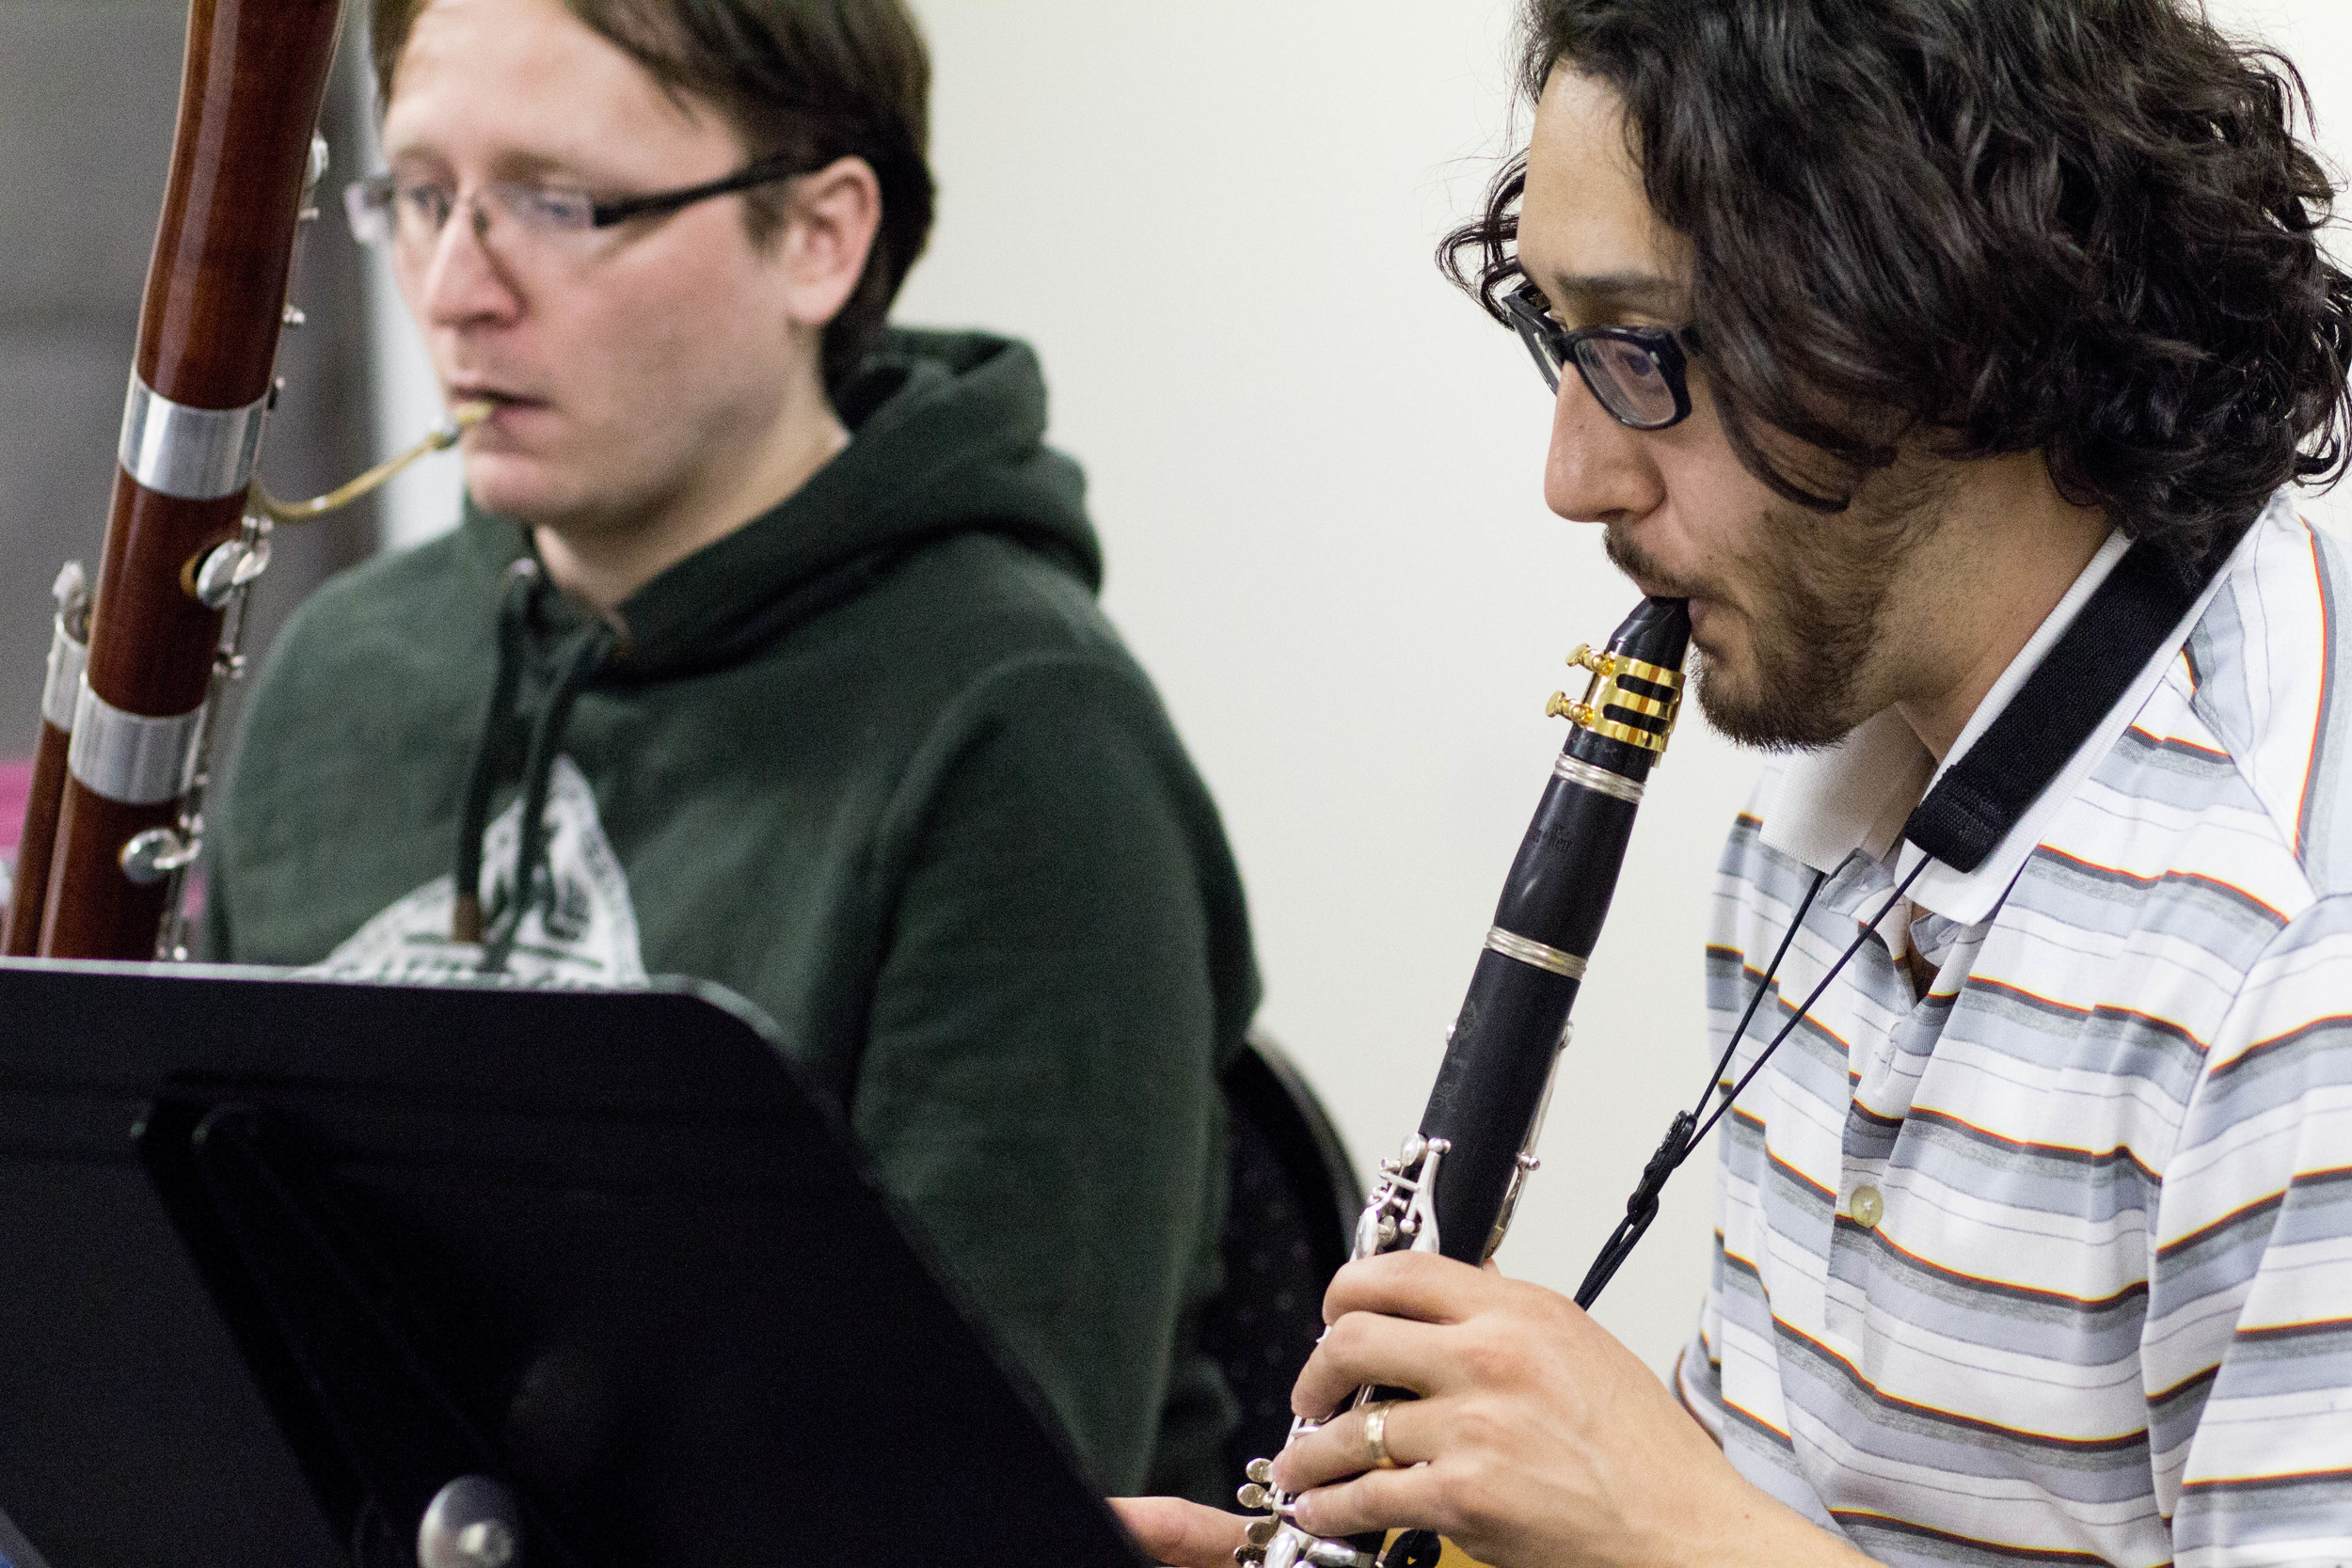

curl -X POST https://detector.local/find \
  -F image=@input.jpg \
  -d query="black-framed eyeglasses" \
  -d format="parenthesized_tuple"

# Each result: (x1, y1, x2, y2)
(345, 152, 807, 259)
(1502, 280, 1692, 431)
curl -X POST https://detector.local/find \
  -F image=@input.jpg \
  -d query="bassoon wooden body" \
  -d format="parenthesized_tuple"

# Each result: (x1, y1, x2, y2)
(10, 0, 343, 958)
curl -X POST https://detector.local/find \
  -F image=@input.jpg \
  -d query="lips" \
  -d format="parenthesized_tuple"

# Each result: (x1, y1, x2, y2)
(445, 382, 547, 414)
(1600, 528, 1704, 599)
(442, 386, 551, 447)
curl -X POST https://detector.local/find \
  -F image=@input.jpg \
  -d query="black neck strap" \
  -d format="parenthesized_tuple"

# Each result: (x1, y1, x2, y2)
(1901, 533, 2227, 873)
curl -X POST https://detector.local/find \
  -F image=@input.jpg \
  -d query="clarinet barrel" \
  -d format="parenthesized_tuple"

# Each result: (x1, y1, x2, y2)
(1240, 596, 1690, 1568)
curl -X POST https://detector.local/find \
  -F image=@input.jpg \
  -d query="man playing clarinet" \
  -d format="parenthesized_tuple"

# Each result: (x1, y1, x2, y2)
(1128, 1, 2352, 1564)
(202, 0, 1258, 1506)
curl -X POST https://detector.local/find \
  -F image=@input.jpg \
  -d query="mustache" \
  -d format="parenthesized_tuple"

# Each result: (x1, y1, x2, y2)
(1602, 528, 1706, 600)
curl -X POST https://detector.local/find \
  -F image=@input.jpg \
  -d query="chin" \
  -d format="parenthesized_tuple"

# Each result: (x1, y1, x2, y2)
(1687, 648, 1765, 733)
(1692, 655, 1862, 752)
(460, 453, 578, 525)
(1685, 620, 1741, 684)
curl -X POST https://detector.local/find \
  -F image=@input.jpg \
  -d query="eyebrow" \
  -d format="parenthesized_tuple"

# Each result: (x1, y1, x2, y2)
(380, 142, 605, 189)
(1528, 268, 1689, 319)
(489, 150, 603, 185)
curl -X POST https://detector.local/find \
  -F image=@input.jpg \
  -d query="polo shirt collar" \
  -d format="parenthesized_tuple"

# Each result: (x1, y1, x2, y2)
(1757, 516, 2246, 925)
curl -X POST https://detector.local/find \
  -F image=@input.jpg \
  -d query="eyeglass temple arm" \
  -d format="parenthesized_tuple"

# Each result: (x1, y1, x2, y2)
(589, 153, 804, 229)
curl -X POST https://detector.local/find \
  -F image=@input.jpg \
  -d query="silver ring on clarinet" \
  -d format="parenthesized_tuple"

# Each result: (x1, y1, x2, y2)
(1362, 1400, 1400, 1471)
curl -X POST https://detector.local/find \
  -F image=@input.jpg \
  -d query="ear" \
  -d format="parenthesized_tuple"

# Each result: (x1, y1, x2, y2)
(776, 154, 883, 329)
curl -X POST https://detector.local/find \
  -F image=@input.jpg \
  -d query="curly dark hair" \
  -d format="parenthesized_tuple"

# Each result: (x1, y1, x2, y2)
(1444, 0, 2352, 571)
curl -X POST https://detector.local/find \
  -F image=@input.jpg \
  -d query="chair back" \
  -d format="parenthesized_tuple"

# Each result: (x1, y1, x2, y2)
(1200, 1033, 1364, 1476)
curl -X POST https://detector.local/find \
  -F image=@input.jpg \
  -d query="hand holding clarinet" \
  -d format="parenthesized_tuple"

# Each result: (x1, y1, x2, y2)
(1120, 600, 1867, 1568)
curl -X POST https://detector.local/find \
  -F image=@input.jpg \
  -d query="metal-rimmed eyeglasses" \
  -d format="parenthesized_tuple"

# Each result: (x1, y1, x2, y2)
(344, 152, 805, 261)
(1502, 279, 1692, 431)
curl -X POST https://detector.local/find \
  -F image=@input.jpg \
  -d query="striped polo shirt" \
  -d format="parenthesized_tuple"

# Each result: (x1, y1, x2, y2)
(1673, 493, 2352, 1568)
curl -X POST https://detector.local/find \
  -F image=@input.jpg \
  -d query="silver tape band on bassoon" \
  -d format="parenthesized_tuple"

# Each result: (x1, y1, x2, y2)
(67, 679, 202, 805)
(41, 620, 87, 732)
(119, 373, 269, 500)
(1552, 752, 1645, 804)
(1483, 926, 1588, 979)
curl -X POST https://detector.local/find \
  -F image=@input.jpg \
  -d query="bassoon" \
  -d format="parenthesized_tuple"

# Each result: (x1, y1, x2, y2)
(0, 0, 343, 960)
(1234, 596, 1692, 1568)
(5, 0, 479, 960)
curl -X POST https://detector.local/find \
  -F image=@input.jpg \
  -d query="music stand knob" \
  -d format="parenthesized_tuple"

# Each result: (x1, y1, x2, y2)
(418, 1475, 522, 1568)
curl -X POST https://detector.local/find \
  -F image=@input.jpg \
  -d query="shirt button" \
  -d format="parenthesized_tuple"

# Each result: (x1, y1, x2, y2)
(1851, 1184, 1884, 1229)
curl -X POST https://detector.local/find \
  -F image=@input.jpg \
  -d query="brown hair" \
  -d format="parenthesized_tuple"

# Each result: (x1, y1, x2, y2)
(372, 0, 935, 390)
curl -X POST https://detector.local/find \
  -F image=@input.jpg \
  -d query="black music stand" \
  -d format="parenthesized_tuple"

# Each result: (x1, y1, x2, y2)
(0, 960, 1148, 1568)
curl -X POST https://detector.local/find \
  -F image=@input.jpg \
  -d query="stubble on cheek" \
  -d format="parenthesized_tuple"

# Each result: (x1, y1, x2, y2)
(1603, 462, 1951, 752)
(1702, 508, 1904, 750)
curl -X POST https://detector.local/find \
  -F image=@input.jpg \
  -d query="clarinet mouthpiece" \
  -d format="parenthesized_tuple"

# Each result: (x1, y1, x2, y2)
(1549, 596, 1689, 759)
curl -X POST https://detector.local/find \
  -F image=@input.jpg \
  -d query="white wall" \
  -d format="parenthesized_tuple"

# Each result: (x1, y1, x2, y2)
(362, 0, 2352, 1378)
(893, 0, 1744, 1375)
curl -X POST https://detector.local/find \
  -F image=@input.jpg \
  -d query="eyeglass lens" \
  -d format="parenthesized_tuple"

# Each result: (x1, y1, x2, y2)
(345, 179, 598, 260)
(343, 181, 390, 245)
(1574, 337, 1678, 428)
(1517, 320, 1678, 429)
(1507, 287, 1683, 430)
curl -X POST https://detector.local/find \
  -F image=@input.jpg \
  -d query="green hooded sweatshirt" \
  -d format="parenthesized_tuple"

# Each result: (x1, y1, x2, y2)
(204, 328, 1259, 1501)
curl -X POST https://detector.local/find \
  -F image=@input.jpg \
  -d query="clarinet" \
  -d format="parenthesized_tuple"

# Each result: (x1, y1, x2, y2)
(1235, 596, 1691, 1568)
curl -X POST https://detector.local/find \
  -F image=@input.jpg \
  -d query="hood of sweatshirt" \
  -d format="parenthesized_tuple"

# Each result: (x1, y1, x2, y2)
(440, 326, 1104, 959)
(456, 325, 1102, 679)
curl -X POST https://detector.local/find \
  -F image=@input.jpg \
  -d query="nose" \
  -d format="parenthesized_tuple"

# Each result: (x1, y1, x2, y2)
(1542, 368, 1663, 528)
(407, 196, 524, 330)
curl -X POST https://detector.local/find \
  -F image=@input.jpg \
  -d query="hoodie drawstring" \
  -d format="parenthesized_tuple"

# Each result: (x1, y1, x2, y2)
(450, 558, 616, 971)
(451, 561, 542, 944)
(480, 619, 613, 971)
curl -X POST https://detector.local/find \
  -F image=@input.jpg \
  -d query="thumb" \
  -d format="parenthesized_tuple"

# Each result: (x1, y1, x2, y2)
(1109, 1496, 1251, 1568)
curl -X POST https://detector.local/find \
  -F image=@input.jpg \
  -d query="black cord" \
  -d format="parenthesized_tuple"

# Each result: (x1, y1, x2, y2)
(1692, 871, 1828, 1125)
(1689, 859, 1926, 1149)
(1574, 857, 1929, 1310)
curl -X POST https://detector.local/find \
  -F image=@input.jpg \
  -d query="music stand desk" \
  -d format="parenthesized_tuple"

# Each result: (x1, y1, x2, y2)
(0, 959, 1145, 1568)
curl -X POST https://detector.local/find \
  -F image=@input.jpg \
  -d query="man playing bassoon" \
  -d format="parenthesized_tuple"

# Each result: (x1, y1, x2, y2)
(201, 0, 1258, 1504)
(1127, 2, 2352, 1564)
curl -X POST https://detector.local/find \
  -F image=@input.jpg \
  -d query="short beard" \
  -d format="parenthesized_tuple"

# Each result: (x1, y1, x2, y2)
(1608, 456, 1955, 751)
